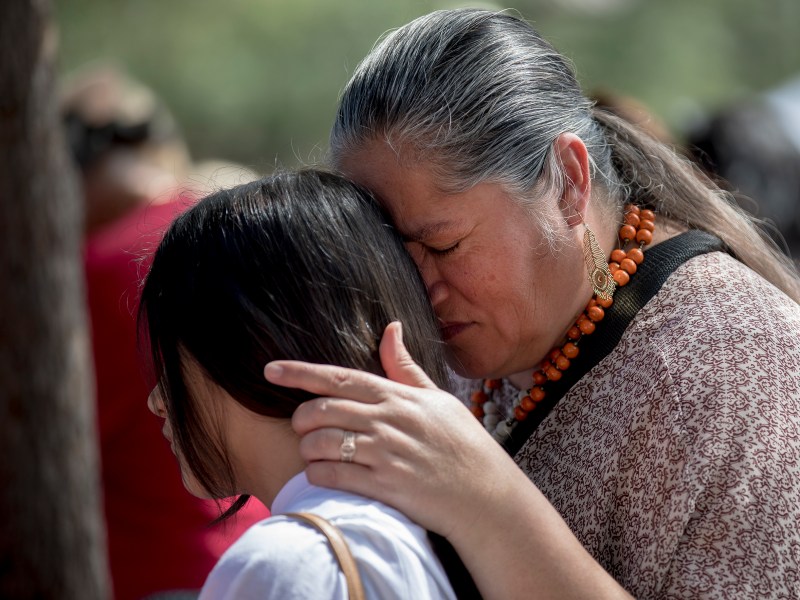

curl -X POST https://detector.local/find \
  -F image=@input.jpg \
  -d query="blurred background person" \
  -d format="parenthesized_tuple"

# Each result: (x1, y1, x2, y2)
(590, 88, 676, 147)
(61, 63, 192, 235)
(62, 64, 268, 600)
(688, 74, 800, 259)
(593, 83, 800, 261)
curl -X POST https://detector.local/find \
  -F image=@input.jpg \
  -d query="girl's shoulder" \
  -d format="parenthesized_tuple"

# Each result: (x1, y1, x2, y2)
(200, 480, 456, 600)
(199, 516, 349, 600)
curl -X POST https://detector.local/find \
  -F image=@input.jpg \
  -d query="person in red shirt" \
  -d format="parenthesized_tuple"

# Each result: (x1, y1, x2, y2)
(65, 65, 268, 600)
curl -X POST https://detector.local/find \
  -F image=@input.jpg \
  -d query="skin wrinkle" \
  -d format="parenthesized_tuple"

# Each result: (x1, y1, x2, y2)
(401, 219, 468, 246)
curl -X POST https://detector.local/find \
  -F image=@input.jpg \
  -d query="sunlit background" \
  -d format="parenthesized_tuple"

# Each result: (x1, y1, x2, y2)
(56, 0, 800, 173)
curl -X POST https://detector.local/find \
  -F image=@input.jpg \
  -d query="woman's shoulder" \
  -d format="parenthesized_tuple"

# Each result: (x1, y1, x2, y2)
(627, 250, 800, 406)
(650, 250, 800, 329)
(542, 249, 800, 464)
(632, 251, 800, 371)
(606, 251, 800, 476)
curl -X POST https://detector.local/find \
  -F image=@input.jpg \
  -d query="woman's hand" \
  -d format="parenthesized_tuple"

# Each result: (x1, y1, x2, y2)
(264, 321, 514, 539)
(266, 322, 634, 599)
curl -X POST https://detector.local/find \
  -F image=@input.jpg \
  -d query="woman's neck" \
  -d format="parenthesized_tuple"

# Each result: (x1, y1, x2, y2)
(506, 370, 535, 390)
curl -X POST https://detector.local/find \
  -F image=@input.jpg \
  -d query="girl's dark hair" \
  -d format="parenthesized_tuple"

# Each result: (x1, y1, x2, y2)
(138, 169, 448, 517)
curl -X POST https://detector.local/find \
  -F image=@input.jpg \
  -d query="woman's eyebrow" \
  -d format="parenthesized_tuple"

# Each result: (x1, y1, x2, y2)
(401, 220, 461, 243)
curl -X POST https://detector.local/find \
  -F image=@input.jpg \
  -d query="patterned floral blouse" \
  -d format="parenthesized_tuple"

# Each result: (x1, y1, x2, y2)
(453, 252, 800, 598)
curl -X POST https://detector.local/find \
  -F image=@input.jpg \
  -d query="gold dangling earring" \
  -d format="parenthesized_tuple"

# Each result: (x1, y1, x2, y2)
(582, 223, 616, 301)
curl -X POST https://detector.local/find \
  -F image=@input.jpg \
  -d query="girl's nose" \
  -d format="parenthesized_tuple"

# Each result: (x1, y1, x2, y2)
(147, 387, 167, 418)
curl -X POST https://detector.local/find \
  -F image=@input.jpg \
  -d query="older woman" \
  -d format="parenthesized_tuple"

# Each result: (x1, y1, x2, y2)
(265, 9, 800, 600)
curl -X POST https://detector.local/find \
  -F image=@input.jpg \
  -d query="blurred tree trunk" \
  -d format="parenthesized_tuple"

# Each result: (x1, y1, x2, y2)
(0, 1, 109, 598)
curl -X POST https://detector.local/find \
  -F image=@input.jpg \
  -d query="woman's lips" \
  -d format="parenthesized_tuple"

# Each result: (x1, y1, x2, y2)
(439, 321, 472, 341)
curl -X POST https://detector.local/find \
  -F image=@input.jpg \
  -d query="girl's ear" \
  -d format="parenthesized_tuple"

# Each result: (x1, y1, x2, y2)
(553, 133, 591, 227)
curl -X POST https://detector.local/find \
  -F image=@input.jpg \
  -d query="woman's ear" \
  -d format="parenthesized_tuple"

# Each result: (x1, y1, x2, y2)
(553, 133, 591, 227)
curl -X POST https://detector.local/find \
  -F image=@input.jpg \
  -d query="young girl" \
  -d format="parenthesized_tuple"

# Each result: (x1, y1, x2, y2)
(139, 170, 458, 599)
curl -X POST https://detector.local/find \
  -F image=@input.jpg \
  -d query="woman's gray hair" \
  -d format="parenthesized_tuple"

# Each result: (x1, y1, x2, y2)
(331, 8, 800, 301)
(331, 9, 621, 241)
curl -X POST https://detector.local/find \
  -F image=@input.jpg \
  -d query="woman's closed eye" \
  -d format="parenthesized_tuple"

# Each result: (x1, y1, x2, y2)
(427, 241, 460, 256)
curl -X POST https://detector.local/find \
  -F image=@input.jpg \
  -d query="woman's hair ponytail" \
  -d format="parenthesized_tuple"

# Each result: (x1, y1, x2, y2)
(593, 107, 800, 303)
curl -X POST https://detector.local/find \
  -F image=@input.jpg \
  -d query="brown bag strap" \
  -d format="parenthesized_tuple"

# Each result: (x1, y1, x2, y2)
(284, 512, 366, 600)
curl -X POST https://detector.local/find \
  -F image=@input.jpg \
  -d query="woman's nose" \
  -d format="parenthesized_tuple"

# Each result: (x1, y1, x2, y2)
(426, 279, 449, 308)
(416, 259, 449, 308)
(147, 387, 167, 418)
(408, 244, 449, 309)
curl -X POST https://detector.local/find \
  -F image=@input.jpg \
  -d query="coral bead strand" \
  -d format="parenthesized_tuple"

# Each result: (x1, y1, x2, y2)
(470, 205, 655, 436)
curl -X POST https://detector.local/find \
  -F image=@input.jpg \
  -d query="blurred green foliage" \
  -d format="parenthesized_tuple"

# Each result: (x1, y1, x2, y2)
(56, 0, 800, 171)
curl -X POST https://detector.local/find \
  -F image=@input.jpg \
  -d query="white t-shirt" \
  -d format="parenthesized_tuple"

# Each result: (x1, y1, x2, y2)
(199, 472, 457, 599)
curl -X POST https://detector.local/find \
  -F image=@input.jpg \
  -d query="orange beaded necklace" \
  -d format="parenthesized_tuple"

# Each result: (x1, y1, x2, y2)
(470, 205, 655, 440)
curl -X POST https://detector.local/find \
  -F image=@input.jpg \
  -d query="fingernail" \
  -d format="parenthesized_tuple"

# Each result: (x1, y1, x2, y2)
(264, 363, 284, 380)
(397, 321, 403, 344)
